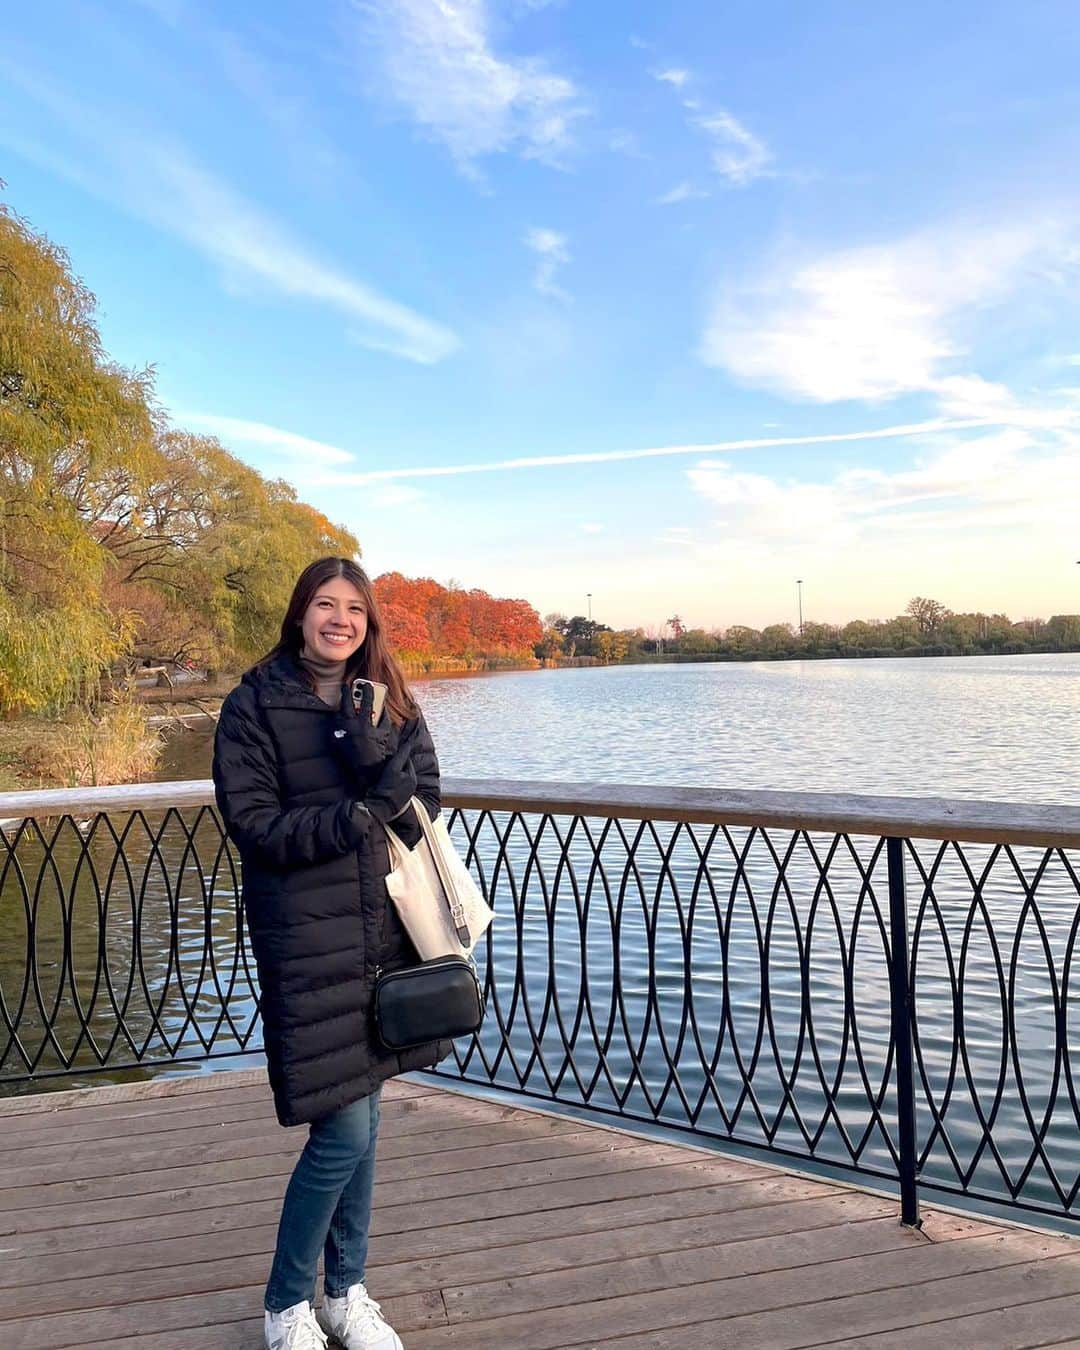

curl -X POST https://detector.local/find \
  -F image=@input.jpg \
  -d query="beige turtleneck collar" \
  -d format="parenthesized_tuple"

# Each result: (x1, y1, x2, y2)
(298, 648, 348, 707)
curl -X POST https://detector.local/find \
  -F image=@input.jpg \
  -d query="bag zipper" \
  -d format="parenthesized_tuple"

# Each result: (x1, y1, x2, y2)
(376, 956, 481, 988)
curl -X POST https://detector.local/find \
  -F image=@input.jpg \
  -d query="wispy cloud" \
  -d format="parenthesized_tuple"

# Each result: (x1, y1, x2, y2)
(655, 180, 709, 206)
(524, 226, 571, 301)
(298, 414, 1060, 485)
(685, 425, 1080, 562)
(159, 154, 459, 363)
(651, 63, 773, 187)
(0, 62, 459, 364)
(369, 484, 427, 508)
(352, 0, 584, 173)
(693, 109, 772, 185)
(180, 414, 356, 464)
(701, 219, 1073, 403)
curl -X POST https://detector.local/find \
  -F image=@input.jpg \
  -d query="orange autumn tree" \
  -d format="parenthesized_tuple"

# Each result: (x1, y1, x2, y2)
(374, 573, 541, 663)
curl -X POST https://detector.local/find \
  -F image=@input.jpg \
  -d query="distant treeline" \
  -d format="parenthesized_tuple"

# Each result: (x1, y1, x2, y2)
(540, 598, 1080, 664)
(0, 202, 540, 715)
(375, 573, 541, 669)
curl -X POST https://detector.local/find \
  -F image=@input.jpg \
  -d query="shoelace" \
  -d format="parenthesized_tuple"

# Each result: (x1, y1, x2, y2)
(340, 1286, 387, 1338)
(277, 1305, 328, 1350)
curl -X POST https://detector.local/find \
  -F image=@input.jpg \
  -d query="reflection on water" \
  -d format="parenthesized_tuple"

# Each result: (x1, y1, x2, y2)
(6, 653, 1080, 1217)
(158, 652, 1080, 803)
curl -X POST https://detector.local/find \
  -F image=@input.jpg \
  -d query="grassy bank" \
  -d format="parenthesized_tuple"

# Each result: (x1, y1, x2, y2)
(0, 699, 163, 793)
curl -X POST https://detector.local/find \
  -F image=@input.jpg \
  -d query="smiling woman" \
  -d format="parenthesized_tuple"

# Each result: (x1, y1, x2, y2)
(212, 554, 446, 1349)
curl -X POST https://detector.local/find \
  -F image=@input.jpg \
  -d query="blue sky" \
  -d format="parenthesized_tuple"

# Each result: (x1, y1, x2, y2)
(3, 0, 1079, 631)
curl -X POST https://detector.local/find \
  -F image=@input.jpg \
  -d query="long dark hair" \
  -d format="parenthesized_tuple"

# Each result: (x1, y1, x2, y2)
(259, 557, 418, 725)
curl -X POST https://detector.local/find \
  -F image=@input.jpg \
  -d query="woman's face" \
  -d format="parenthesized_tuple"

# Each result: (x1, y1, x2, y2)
(300, 576, 369, 663)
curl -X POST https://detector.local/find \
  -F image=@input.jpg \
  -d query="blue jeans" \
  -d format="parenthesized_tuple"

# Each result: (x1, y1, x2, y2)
(265, 1089, 381, 1312)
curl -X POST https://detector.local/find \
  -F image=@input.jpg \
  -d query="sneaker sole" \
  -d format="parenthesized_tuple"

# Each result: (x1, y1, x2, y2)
(320, 1325, 403, 1350)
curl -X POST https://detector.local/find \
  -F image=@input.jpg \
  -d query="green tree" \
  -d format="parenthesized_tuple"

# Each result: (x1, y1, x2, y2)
(840, 619, 878, 649)
(0, 201, 360, 709)
(678, 628, 718, 654)
(0, 204, 154, 711)
(761, 623, 796, 653)
(723, 625, 763, 654)
(1046, 615, 1080, 646)
(905, 596, 950, 637)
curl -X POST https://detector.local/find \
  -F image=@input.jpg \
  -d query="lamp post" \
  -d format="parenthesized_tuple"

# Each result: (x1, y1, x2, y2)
(796, 579, 804, 636)
(587, 593, 592, 623)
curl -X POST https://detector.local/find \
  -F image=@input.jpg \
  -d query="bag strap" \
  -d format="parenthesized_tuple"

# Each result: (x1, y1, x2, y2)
(412, 797, 472, 947)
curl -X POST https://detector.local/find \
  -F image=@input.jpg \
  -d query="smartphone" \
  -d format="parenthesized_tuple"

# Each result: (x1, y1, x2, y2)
(351, 678, 388, 725)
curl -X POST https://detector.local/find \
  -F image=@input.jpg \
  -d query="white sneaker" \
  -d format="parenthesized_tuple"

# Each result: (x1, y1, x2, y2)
(265, 1300, 329, 1350)
(319, 1283, 403, 1349)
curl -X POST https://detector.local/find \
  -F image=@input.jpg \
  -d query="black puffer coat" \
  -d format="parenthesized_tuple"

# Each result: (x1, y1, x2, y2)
(212, 654, 450, 1127)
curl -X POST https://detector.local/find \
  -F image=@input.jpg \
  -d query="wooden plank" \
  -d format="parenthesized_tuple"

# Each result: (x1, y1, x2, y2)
(0, 1078, 271, 1132)
(0, 1284, 445, 1350)
(0, 778, 218, 819)
(42, 1139, 724, 1224)
(402, 1232, 1076, 1348)
(445, 779, 1080, 848)
(585, 1252, 1080, 1349)
(0, 1067, 268, 1118)
(0, 1115, 602, 1251)
(0, 1081, 459, 1153)
(0, 1083, 566, 1159)
(3, 1171, 819, 1263)
(0, 1202, 914, 1323)
(92, 1329, 261, 1350)
(7, 1153, 759, 1245)
(0, 1120, 288, 1182)
(818, 1292, 1080, 1349)
(440, 1215, 923, 1326)
(0, 1143, 774, 1309)
(0, 1190, 896, 1297)
(0, 1092, 277, 1147)
(0, 1149, 296, 1213)
(5, 1071, 1080, 1350)
(4, 776, 1080, 847)
(0, 1072, 429, 1125)
(439, 1211, 1004, 1327)
(0, 1124, 652, 1212)
(0, 1105, 598, 1202)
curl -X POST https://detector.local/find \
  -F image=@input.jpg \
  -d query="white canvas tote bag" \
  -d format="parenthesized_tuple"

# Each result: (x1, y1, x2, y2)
(382, 798, 495, 960)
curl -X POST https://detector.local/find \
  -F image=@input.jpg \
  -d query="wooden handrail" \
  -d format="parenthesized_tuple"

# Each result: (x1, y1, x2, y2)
(1, 778, 1079, 848)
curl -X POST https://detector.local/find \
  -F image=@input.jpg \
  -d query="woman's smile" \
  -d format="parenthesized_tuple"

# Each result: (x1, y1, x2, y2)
(300, 576, 369, 660)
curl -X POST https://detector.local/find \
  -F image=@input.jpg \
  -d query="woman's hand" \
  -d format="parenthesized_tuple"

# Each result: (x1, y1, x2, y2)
(334, 681, 398, 770)
(365, 719, 420, 824)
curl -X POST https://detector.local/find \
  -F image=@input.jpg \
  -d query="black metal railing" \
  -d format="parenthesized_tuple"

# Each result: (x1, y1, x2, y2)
(2, 779, 1080, 1231)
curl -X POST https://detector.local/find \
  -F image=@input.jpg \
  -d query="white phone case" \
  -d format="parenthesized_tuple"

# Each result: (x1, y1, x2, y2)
(352, 679, 388, 724)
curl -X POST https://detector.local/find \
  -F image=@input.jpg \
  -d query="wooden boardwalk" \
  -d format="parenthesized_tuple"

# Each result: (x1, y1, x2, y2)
(2, 1071, 1080, 1349)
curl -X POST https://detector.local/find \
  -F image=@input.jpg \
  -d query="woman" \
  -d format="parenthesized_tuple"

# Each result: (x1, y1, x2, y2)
(212, 556, 448, 1350)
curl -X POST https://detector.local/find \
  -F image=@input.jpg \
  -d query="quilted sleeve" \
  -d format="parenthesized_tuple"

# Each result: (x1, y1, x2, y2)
(212, 685, 369, 869)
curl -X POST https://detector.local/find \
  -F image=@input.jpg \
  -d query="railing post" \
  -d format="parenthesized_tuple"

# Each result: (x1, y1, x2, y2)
(886, 835, 921, 1228)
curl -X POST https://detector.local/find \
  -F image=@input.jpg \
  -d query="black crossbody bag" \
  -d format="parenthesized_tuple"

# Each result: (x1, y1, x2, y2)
(374, 955, 484, 1050)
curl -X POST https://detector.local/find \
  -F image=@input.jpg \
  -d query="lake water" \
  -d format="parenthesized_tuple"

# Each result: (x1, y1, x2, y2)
(161, 651, 1080, 802)
(7, 654, 1080, 1221)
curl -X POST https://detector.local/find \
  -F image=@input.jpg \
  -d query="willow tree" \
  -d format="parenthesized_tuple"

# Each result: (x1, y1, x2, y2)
(0, 200, 360, 710)
(95, 430, 359, 668)
(0, 204, 155, 711)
